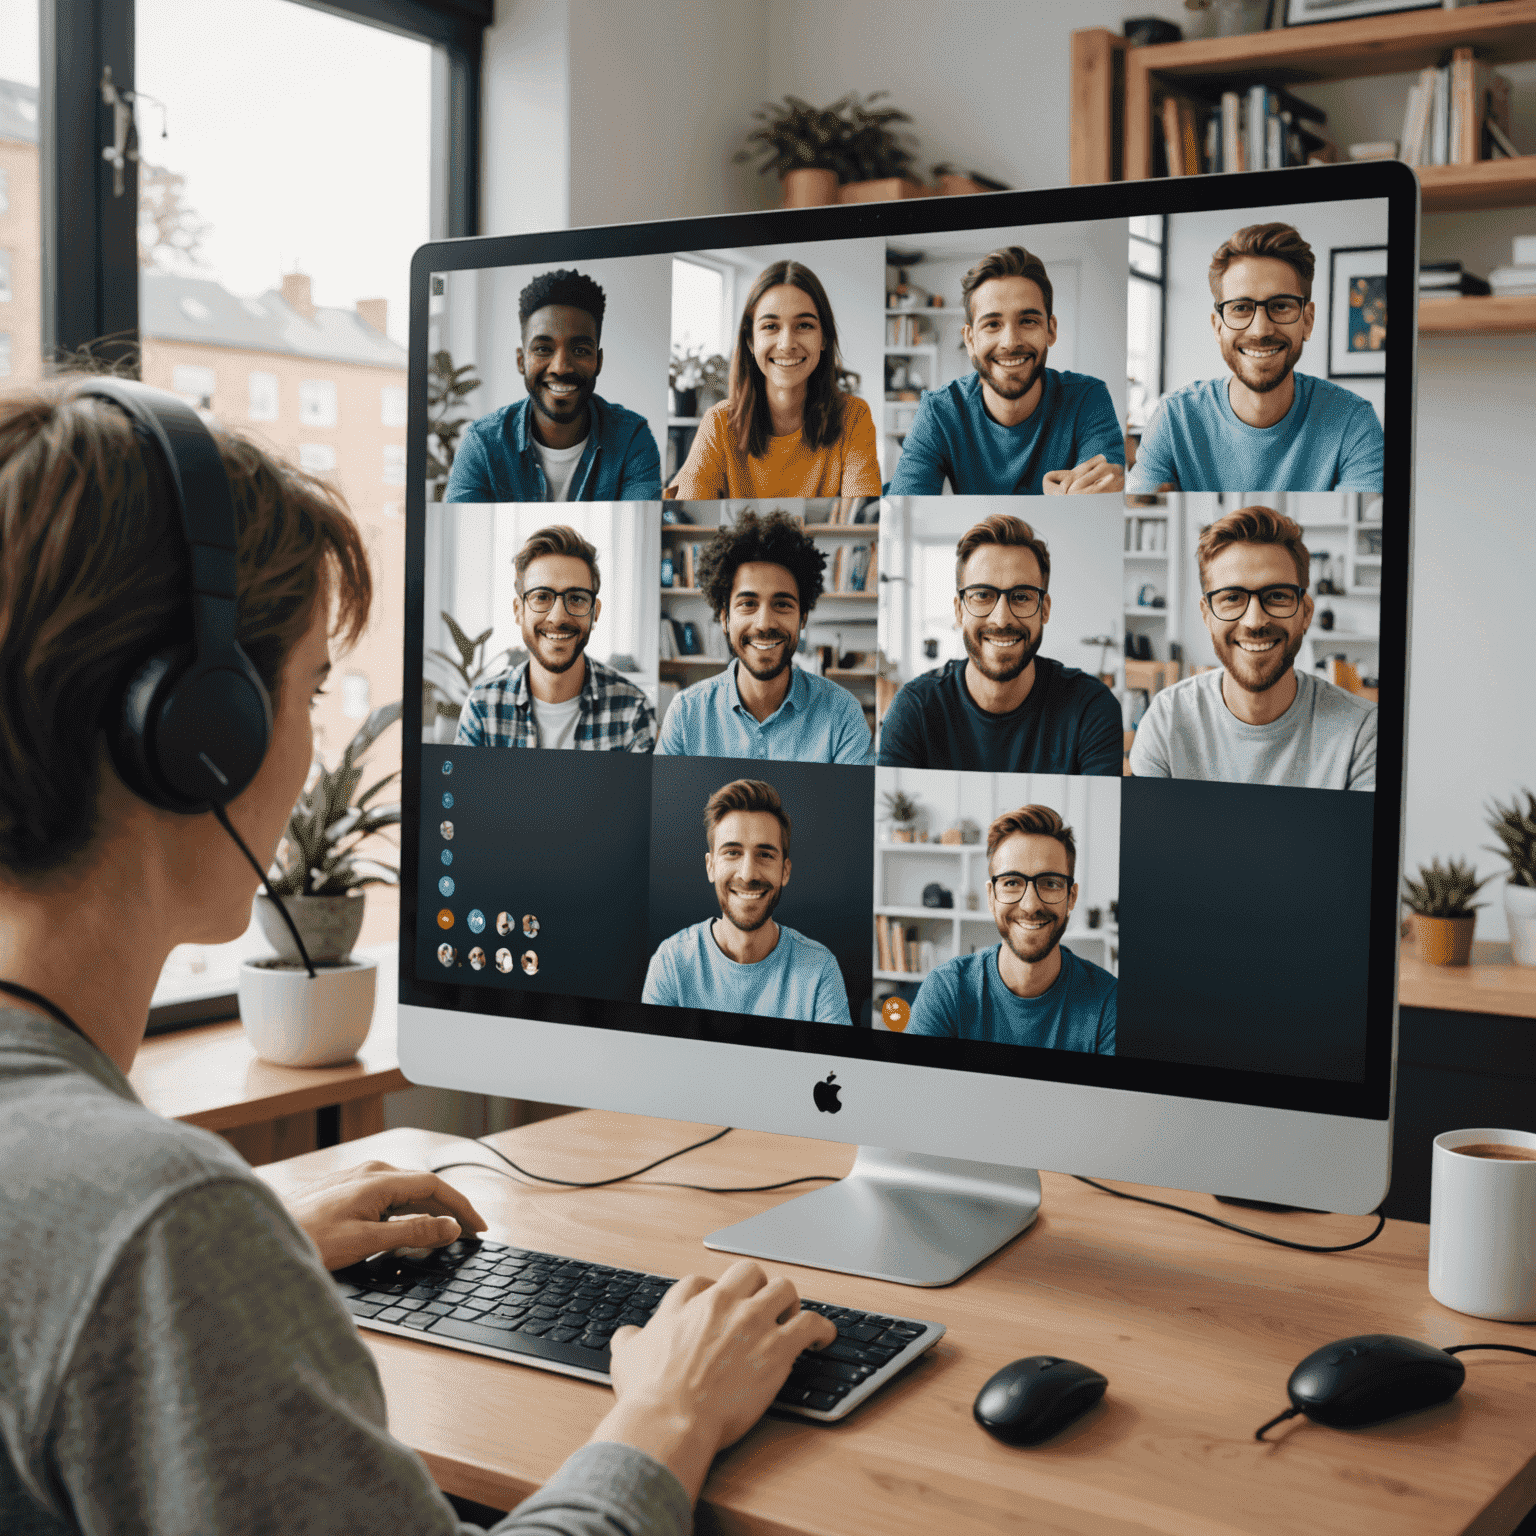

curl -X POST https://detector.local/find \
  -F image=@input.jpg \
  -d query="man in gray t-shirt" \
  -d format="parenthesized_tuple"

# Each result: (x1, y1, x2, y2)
(1129, 504, 1376, 791)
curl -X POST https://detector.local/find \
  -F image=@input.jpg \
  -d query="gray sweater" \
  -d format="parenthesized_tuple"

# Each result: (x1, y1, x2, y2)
(0, 1006, 690, 1536)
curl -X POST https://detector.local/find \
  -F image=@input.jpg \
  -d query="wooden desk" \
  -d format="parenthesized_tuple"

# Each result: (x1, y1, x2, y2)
(1399, 939, 1536, 1020)
(259, 1113, 1536, 1536)
(131, 952, 409, 1165)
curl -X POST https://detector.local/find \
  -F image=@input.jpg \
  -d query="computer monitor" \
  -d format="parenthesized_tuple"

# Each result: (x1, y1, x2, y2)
(398, 162, 1415, 1286)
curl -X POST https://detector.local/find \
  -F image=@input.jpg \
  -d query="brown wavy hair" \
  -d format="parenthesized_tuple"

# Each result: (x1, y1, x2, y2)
(955, 512, 1051, 590)
(727, 261, 847, 460)
(704, 778, 791, 858)
(987, 804, 1076, 878)
(1195, 504, 1310, 587)
(1208, 222, 1316, 300)
(0, 379, 370, 879)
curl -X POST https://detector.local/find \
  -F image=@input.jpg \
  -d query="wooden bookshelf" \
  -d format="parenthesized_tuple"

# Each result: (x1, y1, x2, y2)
(1419, 290, 1536, 336)
(1417, 153, 1536, 211)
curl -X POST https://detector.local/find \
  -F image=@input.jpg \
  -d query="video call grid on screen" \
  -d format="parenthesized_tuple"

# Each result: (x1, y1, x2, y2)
(402, 164, 1419, 1122)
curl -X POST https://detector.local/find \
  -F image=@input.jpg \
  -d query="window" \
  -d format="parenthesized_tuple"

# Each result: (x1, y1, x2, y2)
(383, 443, 406, 485)
(0, 168, 8, 214)
(0, 333, 11, 378)
(381, 385, 407, 426)
(671, 257, 729, 358)
(341, 672, 371, 719)
(248, 370, 278, 421)
(299, 443, 337, 473)
(1127, 215, 1167, 435)
(0, 250, 11, 302)
(299, 379, 338, 427)
(171, 362, 216, 406)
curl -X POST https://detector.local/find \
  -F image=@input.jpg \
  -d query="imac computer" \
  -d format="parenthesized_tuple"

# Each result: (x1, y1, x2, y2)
(398, 162, 1415, 1286)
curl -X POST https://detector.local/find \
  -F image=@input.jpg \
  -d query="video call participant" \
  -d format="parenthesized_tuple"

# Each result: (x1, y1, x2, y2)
(642, 779, 852, 1026)
(657, 509, 873, 764)
(457, 524, 656, 751)
(1127, 223, 1384, 493)
(0, 379, 835, 1534)
(908, 806, 1115, 1052)
(877, 513, 1122, 774)
(1130, 505, 1377, 789)
(888, 246, 1125, 497)
(669, 261, 880, 499)
(446, 267, 663, 502)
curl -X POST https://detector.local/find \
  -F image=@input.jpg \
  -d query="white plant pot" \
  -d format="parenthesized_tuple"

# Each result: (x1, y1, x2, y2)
(1505, 883, 1536, 967)
(238, 956, 378, 1067)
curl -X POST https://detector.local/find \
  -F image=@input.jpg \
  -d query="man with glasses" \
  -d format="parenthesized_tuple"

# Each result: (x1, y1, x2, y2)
(657, 509, 873, 765)
(877, 513, 1121, 774)
(907, 804, 1115, 1051)
(643, 779, 852, 1025)
(1127, 223, 1383, 493)
(456, 524, 656, 750)
(1130, 505, 1376, 788)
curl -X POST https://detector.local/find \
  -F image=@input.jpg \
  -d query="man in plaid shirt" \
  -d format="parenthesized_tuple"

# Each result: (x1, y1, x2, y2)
(456, 524, 656, 752)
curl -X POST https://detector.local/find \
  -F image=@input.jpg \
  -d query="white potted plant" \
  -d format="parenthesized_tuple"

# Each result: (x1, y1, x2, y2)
(239, 702, 401, 1066)
(881, 789, 920, 843)
(1487, 789, 1536, 966)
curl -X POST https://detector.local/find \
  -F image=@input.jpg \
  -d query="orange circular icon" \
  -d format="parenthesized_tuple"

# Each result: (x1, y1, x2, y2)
(437, 909, 454, 929)
(882, 996, 910, 1032)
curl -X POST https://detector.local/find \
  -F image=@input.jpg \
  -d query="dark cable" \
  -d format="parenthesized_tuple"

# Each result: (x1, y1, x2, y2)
(1254, 1406, 1300, 1442)
(1444, 1343, 1536, 1359)
(0, 978, 91, 1043)
(1073, 1175, 1386, 1253)
(210, 802, 316, 979)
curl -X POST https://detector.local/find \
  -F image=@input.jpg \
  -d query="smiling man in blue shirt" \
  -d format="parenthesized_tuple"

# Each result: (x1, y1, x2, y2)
(642, 779, 852, 1026)
(446, 268, 662, 502)
(657, 509, 873, 765)
(1128, 222, 1383, 494)
(889, 245, 1124, 497)
(908, 804, 1116, 1052)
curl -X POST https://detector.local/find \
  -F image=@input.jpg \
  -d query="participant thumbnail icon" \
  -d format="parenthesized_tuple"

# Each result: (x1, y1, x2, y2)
(468, 909, 486, 934)
(442, 791, 454, 809)
(441, 849, 453, 865)
(441, 760, 453, 775)
(522, 914, 540, 938)
(469, 946, 486, 971)
(437, 943, 455, 967)
(521, 950, 539, 976)
(495, 947, 514, 973)
(496, 911, 514, 936)
(439, 876, 455, 896)
(437, 909, 454, 929)
(440, 820, 454, 840)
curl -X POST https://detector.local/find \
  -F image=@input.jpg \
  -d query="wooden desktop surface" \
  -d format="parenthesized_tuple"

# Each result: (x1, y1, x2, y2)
(258, 1112, 1536, 1536)
(1399, 939, 1536, 1020)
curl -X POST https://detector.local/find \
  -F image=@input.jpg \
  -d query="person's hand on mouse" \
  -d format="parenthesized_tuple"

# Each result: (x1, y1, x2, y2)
(283, 1160, 487, 1271)
(593, 1260, 837, 1502)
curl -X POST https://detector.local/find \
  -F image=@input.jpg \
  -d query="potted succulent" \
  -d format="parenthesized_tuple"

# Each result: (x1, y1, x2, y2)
(423, 612, 516, 744)
(881, 788, 920, 844)
(734, 95, 848, 208)
(1486, 789, 1536, 965)
(835, 93, 924, 204)
(424, 349, 482, 503)
(670, 346, 704, 419)
(1402, 857, 1490, 967)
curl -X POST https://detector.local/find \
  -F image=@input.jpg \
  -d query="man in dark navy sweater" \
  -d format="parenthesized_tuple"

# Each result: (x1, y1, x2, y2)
(876, 512, 1121, 774)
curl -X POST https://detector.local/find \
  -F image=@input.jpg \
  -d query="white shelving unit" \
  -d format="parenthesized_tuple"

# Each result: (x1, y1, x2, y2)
(882, 302, 965, 484)
(1123, 503, 1182, 666)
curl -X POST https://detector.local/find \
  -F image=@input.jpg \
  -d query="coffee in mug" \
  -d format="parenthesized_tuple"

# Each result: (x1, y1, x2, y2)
(1429, 1128, 1536, 1321)
(1456, 1143, 1536, 1162)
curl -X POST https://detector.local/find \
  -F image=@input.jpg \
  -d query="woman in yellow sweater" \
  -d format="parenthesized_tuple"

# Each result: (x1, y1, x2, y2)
(671, 260, 880, 499)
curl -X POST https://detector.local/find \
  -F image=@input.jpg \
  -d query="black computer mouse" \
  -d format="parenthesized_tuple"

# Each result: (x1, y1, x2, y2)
(1287, 1334, 1465, 1428)
(973, 1355, 1108, 1445)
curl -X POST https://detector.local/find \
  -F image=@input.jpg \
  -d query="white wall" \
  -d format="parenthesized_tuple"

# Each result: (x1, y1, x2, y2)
(1163, 197, 1389, 424)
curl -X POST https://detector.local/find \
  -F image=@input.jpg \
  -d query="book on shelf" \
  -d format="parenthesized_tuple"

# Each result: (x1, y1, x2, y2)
(1401, 52, 1514, 168)
(1419, 261, 1491, 297)
(876, 914, 892, 973)
(1157, 83, 1332, 177)
(885, 314, 933, 347)
(1489, 265, 1536, 296)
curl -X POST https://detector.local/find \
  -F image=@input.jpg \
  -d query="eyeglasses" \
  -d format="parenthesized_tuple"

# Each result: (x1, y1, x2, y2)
(522, 586, 595, 616)
(1204, 583, 1306, 622)
(1213, 295, 1307, 329)
(958, 584, 1045, 619)
(990, 871, 1071, 905)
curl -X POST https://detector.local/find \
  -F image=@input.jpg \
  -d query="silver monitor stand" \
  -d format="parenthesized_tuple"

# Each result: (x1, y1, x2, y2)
(704, 1147, 1042, 1287)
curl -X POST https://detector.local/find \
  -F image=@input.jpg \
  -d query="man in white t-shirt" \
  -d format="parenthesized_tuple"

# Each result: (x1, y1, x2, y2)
(1130, 504, 1376, 790)
(456, 525, 656, 751)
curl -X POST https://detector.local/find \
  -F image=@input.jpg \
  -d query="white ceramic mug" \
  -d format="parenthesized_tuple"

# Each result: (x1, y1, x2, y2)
(237, 956, 378, 1068)
(1428, 1127, 1536, 1321)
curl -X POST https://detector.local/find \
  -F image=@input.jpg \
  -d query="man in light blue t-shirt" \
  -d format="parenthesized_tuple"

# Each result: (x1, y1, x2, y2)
(890, 245, 1124, 497)
(643, 778, 852, 1026)
(907, 803, 1115, 1052)
(1128, 222, 1383, 494)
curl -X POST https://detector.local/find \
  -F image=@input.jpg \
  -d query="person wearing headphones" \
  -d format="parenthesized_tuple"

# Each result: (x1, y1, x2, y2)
(0, 378, 834, 1534)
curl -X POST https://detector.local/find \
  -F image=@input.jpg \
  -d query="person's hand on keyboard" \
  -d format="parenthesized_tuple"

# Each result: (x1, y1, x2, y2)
(285, 1159, 488, 1271)
(594, 1259, 838, 1501)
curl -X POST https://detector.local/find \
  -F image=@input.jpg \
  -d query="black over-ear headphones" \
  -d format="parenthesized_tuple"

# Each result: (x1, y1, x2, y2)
(74, 379, 273, 813)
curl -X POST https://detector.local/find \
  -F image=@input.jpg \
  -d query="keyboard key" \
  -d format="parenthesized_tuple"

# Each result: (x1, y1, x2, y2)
(844, 1324, 882, 1343)
(804, 1391, 839, 1412)
(348, 1301, 384, 1318)
(823, 1341, 887, 1366)
(559, 1297, 593, 1315)
(818, 1360, 874, 1384)
(528, 1306, 562, 1321)
(451, 1306, 488, 1321)
(400, 1314, 436, 1330)
(375, 1307, 408, 1324)
(407, 1286, 444, 1301)
(584, 1321, 617, 1339)
(546, 1326, 582, 1343)
(588, 1303, 620, 1320)
(578, 1334, 612, 1355)
(520, 1319, 555, 1337)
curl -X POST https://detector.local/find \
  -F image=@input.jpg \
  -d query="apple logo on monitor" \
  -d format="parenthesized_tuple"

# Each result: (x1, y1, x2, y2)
(813, 1072, 842, 1114)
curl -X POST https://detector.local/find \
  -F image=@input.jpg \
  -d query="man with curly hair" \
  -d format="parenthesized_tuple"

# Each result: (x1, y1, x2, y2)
(447, 268, 663, 502)
(656, 509, 873, 765)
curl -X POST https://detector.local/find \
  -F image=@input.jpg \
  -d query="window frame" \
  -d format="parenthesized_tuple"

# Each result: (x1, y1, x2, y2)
(41, 0, 485, 364)
(1127, 212, 1168, 436)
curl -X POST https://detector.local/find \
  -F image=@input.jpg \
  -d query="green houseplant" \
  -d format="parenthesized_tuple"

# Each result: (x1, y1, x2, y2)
(424, 350, 483, 502)
(881, 788, 920, 843)
(1487, 788, 1536, 965)
(735, 95, 849, 207)
(258, 701, 403, 964)
(1402, 857, 1490, 967)
(837, 91, 918, 195)
(423, 612, 517, 743)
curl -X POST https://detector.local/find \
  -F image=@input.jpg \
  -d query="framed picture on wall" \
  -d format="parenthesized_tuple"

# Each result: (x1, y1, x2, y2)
(1285, 0, 1439, 23)
(1328, 245, 1388, 380)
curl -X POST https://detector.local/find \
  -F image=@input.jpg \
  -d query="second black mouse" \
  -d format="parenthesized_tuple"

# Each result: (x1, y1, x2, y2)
(1287, 1334, 1465, 1428)
(974, 1355, 1108, 1445)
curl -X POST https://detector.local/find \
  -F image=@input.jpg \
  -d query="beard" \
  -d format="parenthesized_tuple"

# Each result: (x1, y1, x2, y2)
(523, 617, 589, 676)
(728, 619, 795, 683)
(997, 904, 1067, 965)
(1219, 329, 1303, 395)
(1213, 624, 1304, 694)
(972, 347, 1046, 402)
(716, 878, 784, 935)
(964, 622, 1042, 685)
(524, 368, 594, 424)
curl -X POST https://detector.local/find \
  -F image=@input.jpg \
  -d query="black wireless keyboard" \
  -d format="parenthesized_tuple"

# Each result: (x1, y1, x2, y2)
(335, 1236, 944, 1422)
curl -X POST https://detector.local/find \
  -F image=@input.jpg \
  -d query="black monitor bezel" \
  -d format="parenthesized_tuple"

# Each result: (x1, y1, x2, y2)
(400, 160, 1416, 1124)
